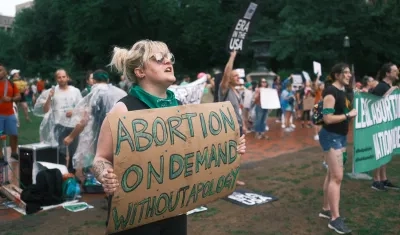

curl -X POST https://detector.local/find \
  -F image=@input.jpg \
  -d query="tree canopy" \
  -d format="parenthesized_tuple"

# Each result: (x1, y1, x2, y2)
(0, 0, 398, 83)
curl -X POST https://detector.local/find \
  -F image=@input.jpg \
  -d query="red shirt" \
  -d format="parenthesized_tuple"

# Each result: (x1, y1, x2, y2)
(0, 80, 19, 115)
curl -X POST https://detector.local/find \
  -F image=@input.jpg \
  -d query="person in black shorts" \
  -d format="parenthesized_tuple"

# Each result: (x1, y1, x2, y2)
(91, 40, 247, 235)
(369, 63, 399, 191)
(318, 63, 357, 234)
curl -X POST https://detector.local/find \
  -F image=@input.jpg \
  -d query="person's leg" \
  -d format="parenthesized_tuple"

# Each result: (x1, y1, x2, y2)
(301, 110, 306, 127)
(380, 164, 399, 189)
(322, 134, 351, 234)
(67, 127, 80, 174)
(21, 101, 30, 121)
(4, 115, 19, 159)
(285, 110, 292, 132)
(54, 124, 68, 166)
(372, 167, 385, 191)
(325, 148, 343, 220)
(254, 105, 264, 137)
(0, 116, 6, 161)
(262, 109, 269, 138)
(323, 169, 330, 210)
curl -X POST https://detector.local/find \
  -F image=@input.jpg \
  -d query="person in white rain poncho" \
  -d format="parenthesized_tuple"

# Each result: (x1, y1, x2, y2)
(33, 69, 82, 173)
(63, 70, 127, 173)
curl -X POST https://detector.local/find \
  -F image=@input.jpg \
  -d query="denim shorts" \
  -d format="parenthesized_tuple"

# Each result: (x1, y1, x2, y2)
(318, 127, 347, 152)
(0, 114, 18, 136)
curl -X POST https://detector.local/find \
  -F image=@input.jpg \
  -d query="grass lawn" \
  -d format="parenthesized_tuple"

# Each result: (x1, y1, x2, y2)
(2, 113, 400, 235)
(15, 110, 43, 145)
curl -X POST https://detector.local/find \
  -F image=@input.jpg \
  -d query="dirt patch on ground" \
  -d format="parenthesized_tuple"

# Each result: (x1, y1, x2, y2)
(1, 145, 400, 235)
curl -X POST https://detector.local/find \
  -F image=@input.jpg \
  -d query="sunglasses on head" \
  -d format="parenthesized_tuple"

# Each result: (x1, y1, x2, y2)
(151, 52, 175, 65)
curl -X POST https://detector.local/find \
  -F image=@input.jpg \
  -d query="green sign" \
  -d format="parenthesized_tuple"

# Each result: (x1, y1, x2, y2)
(353, 89, 400, 173)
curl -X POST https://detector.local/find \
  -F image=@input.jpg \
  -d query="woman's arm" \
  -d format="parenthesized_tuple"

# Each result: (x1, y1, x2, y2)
(322, 95, 347, 124)
(220, 51, 237, 92)
(92, 102, 128, 183)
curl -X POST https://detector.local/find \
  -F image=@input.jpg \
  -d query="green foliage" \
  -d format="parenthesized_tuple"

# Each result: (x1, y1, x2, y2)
(1, 0, 400, 80)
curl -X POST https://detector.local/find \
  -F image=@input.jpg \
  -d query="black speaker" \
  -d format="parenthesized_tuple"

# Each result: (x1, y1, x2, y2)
(19, 144, 59, 189)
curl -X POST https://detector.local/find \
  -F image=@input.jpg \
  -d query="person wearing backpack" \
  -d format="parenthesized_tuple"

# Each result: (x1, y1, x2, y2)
(318, 63, 357, 234)
(0, 63, 21, 165)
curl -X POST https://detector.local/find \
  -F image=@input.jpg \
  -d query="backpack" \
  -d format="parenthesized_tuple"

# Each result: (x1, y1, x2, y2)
(311, 101, 324, 125)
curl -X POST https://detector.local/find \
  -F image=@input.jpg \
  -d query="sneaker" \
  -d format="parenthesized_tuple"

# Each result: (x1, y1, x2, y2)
(371, 181, 387, 191)
(322, 161, 328, 169)
(319, 209, 331, 219)
(284, 127, 292, 132)
(328, 217, 352, 234)
(281, 124, 286, 129)
(265, 126, 269, 131)
(314, 135, 319, 141)
(275, 119, 281, 123)
(383, 180, 399, 190)
(290, 124, 296, 128)
(11, 153, 19, 161)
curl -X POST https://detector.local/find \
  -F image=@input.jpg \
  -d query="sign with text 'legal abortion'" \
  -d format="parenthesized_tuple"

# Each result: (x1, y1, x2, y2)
(106, 102, 240, 233)
(227, 2, 258, 51)
(353, 89, 400, 173)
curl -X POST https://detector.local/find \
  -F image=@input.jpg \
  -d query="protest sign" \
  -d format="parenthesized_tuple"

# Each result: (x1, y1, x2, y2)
(227, 2, 258, 51)
(168, 77, 207, 105)
(313, 61, 322, 76)
(107, 102, 241, 233)
(260, 88, 281, 110)
(224, 189, 278, 207)
(353, 90, 400, 173)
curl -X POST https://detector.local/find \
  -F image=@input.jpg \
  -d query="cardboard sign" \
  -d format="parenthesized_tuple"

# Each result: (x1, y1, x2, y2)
(227, 2, 258, 51)
(303, 96, 315, 111)
(260, 88, 281, 110)
(107, 102, 241, 233)
(224, 189, 278, 207)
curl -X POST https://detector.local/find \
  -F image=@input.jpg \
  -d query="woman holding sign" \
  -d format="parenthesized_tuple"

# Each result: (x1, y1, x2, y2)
(318, 63, 356, 234)
(92, 40, 247, 235)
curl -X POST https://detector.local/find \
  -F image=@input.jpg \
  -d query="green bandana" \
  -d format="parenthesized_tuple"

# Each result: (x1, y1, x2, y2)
(86, 85, 91, 93)
(129, 85, 179, 108)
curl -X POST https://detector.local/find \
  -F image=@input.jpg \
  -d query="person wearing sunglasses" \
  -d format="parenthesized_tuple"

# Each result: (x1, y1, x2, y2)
(91, 39, 247, 235)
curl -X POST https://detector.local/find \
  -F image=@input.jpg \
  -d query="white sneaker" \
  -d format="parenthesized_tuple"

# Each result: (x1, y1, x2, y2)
(281, 124, 286, 129)
(314, 135, 319, 141)
(290, 124, 296, 128)
(265, 126, 269, 131)
(284, 127, 292, 132)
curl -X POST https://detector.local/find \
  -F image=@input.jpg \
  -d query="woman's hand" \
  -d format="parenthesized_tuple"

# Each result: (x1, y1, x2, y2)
(237, 134, 246, 155)
(102, 168, 119, 195)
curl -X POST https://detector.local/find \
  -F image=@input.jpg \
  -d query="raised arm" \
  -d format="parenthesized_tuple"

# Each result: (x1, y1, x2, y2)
(220, 51, 237, 92)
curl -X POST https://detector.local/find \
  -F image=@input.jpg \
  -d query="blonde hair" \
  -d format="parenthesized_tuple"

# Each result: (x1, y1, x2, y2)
(109, 39, 170, 83)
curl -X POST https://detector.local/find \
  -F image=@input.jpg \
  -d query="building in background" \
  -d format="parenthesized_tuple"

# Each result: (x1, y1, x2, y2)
(0, 15, 14, 32)
(16, 1, 34, 14)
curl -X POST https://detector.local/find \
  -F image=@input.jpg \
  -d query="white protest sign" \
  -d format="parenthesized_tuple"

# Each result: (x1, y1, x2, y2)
(260, 88, 281, 110)
(313, 61, 322, 76)
(302, 71, 311, 82)
(168, 77, 207, 105)
(292, 74, 303, 85)
(228, 2, 258, 51)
